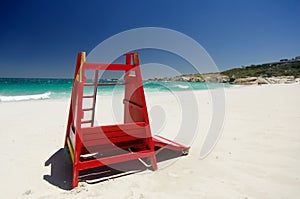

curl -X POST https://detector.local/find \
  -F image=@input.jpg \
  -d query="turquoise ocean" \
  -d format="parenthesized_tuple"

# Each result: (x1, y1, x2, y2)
(0, 78, 231, 102)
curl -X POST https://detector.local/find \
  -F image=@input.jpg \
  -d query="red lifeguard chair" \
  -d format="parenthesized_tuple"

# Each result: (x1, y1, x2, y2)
(65, 52, 190, 188)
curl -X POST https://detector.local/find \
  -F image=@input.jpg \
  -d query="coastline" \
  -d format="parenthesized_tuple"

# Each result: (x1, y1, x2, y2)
(0, 83, 299, 198)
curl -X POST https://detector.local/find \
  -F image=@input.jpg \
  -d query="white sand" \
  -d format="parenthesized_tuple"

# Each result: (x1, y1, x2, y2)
(0, 84, 300, 198)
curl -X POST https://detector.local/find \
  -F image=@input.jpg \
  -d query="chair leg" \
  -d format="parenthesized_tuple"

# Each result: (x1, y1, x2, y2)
(150, 155, 158, 171)
(72, 166, 79, 188)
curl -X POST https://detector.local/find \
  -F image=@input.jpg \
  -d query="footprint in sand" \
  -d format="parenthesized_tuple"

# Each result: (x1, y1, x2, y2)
(23, 190, 33, 195)
(168, 172, 179, 178)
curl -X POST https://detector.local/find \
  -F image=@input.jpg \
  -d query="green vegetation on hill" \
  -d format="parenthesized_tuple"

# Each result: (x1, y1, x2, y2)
(221, 61, 300, 78)
(151, 59, 300, 84)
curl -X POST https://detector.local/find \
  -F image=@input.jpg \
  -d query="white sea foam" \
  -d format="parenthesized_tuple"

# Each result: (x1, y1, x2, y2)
(176, 84, 189, 89)
(0, 92, 51, 102)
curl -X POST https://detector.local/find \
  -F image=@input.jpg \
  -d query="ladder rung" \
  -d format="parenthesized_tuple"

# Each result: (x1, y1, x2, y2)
(98, 83, 118, 86)
(83, 95, 95, 98)
(82, 120, 93, 124)
(84, 83, 97, 86)
(83, 108, 94, 111)
(84, 83, 118, 86)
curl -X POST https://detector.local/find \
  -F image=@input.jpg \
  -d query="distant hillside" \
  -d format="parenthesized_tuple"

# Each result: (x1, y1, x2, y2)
(147, 56, 300, 85)
(221, 60, 300, 78)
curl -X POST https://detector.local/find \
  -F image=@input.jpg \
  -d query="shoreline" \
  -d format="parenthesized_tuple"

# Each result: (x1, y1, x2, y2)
(1, 82, 299, 104)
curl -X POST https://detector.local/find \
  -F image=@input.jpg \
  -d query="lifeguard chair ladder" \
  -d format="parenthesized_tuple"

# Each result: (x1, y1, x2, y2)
(65, 52, 190, 188)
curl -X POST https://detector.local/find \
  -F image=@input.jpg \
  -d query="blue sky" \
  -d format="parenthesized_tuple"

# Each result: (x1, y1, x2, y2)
(0, 0, 299, 78)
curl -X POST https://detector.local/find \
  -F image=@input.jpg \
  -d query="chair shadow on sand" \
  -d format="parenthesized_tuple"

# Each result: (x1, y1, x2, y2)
(43, 148, 73, 190)
(44, 147, 184, 190)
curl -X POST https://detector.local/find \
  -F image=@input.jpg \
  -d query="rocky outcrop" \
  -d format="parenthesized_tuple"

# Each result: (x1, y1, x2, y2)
(202, 74, 230, 83)
(233, 77, 258, 85)
(148, 74, 300, 85)
(148, 73, 229, 83)
(257, 77, 269, 84)
(265, 76, 295, 84)
(232, 76, 298, 85)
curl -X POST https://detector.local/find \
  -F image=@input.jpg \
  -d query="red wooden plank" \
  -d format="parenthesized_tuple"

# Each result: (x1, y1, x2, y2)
(154, 135, 190, 150)
(82, 134, 146, 148)
(83, 63, 133, 71)
(82, 129, 147, 141)
(81, 122, 147, 134)
(78, 150, 154, 170)
(81, 140, 145, 155)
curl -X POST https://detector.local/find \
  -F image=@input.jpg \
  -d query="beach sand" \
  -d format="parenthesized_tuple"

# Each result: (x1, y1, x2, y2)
(0, 84, 300, 198)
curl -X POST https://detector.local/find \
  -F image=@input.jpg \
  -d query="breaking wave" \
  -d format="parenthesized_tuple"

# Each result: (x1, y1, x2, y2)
(0, 92, 51, 102)
(175, 84, 189, 89)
